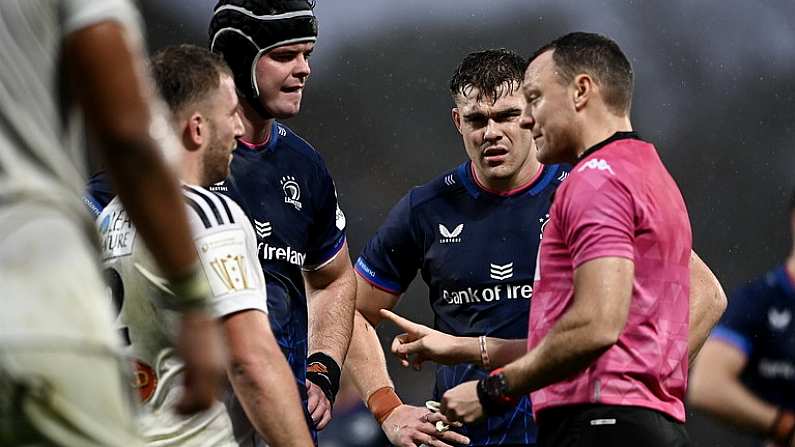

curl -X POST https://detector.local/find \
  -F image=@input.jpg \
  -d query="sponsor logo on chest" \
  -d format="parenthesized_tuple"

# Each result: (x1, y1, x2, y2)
(769, 308, 791, 331)
(441, 283, 533, 305)
(252, 220, 305, 267)
(439, 223, 463, 244)
(99, 208, 136, 259)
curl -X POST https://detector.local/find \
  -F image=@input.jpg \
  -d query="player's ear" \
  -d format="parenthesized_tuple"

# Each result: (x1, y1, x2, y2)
(184, 112, 204, 151)
(451, 108, 463, 135)
(572, 73, 593, 111)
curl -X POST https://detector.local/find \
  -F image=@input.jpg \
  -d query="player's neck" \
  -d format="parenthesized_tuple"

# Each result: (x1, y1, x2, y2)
(576, 113, 632, 159)
(239, 100, 274, 145)
(179, 153, 203, 186)
(472, 158, 542, 195)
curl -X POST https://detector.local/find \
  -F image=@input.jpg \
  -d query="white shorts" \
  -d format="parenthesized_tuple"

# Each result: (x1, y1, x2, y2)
(0, 203, 142, 446)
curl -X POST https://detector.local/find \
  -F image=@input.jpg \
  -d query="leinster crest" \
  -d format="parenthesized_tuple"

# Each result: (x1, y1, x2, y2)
(281, 176, 302, 210)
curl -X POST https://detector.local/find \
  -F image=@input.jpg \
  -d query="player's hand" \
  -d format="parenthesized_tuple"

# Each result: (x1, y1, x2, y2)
(175, 309, 224, 414)
(306, 379, 332, 430)
(380, 309, 468, 370)
(382, 404, 470, 447)
(441, 381, 484, 424)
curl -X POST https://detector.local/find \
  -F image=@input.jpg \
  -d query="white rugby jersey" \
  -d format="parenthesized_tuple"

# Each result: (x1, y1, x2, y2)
(0, 0, 142, 228)
(98, 184, 268, 447)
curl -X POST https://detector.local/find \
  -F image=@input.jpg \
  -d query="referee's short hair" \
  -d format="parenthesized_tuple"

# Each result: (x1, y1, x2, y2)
(530, 32, 634, 116)
(150, 44, 233, 116)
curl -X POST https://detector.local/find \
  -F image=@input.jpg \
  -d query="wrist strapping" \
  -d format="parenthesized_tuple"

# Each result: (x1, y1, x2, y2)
(769, 408, 795, 446)
(306, 352, 341, 404)
(157, 262, 210, 312)
(367, 386, 402, 425)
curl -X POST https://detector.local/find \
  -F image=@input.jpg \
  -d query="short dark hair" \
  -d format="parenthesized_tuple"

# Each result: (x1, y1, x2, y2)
(449, 49, 527, 104)
(530, 32, 633, 114)
(150, 44, 233, 115)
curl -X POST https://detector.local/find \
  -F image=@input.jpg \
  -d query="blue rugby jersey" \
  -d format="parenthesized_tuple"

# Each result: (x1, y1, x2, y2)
(84, 122, 346, 438)
(211, 122, 346, 433)
(355, 161, 567, 446)
(710, 266, 795, 412)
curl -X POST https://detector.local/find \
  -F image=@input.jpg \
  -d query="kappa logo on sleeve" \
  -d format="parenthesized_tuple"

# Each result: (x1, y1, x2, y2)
(577, 159, 615, 175)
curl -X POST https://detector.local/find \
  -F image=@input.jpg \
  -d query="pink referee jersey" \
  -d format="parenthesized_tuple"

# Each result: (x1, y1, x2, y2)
(529, 132, 692, 422)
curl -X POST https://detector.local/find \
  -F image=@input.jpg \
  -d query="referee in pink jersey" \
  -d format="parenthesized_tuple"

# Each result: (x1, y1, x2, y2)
(437, 32, 727, 446)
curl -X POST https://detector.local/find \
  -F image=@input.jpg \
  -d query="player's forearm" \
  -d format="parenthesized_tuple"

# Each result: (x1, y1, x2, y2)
(228, 356, 313, 446)
(687, 251, 727, 363)
(503, 311, 619, 396)
(307, 264, 356, 364)
(66, 22, 198, 279)
(485, 338, 528, 368)
(689, 370, 778, 435)
(105, 141, 198, 279)
(346, 311, 396, 400)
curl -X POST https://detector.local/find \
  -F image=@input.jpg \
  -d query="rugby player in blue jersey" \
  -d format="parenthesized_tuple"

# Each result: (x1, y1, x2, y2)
(208, 0, 355, 439)
(689, 190, 795, 447)
(345, 49, 560, 447)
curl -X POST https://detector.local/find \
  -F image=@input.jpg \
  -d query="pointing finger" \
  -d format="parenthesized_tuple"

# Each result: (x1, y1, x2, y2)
(380, 309, 424, 334)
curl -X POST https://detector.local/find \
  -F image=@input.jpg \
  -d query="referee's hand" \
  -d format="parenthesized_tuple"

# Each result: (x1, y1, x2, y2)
(175, 310, 225, 414)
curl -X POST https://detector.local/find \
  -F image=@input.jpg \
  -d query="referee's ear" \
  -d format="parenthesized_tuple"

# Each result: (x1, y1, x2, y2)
(452, 108, 463, 135)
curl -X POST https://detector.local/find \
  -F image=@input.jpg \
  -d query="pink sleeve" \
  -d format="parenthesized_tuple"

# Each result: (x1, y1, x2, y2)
(559, 169, 635, 268)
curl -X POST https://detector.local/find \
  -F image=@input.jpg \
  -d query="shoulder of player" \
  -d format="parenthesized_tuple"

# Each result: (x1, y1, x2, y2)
(181, 184, 246, 230)
(405, 166, 467, 210)
(273, 122, 326, 167)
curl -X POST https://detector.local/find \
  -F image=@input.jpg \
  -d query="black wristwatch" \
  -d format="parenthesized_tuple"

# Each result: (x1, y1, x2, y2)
(477, 369, 518, 415)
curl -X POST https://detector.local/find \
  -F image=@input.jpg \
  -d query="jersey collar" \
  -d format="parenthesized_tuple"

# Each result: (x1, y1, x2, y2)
(237, 121, 281, 152)
(456, 161, 560, 199)
(574, 131, 640, 166)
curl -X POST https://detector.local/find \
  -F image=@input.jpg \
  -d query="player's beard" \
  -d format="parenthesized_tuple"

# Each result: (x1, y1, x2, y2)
(201, 122, 233, 186)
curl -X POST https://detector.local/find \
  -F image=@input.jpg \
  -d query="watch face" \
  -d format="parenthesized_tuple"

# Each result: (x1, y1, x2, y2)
(485, 372, 507, 399)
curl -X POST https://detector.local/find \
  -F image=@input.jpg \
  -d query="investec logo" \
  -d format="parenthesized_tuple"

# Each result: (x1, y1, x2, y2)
(442, 283, 533, 305)
(439, 224, 463, 244)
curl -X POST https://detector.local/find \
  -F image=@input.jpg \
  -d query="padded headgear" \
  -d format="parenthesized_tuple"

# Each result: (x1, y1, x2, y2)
(209, 0, 318, 102)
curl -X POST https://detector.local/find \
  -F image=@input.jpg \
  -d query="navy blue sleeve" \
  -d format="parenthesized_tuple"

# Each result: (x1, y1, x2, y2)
(354, 192, 422, 295)
(303, 160, 346, 270)
(710, 284, 761, 356)
(84, 171, 114, 218)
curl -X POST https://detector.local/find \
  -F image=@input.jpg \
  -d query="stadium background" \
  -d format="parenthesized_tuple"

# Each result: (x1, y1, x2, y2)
(136, 1, 795, 445)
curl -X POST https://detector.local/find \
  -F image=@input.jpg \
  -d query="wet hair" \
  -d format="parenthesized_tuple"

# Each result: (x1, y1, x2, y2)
(449, 49, 527, 104)
(149, 44, 233, 115)
(530, 32, 634, 115)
